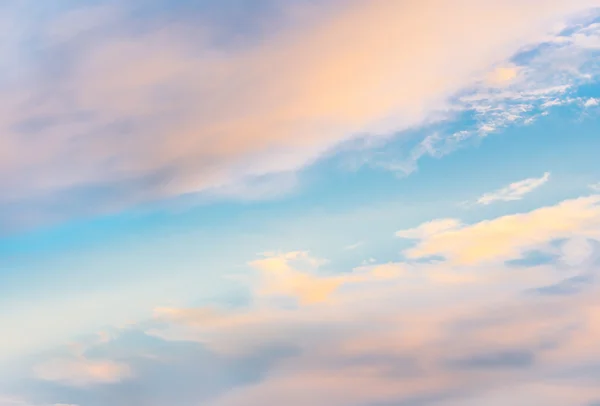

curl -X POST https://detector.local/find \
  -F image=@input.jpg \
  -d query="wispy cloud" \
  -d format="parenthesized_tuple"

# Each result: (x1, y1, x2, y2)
(590, 182, 600, 191)
(378, 19, 600, 175)
(343, 241, 364, 251)
(476, 172, 550, 205)
(0, 1, 597, 229)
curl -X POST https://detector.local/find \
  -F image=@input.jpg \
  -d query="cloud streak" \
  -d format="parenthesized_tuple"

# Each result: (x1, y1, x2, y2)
(476, 172, 550, 205)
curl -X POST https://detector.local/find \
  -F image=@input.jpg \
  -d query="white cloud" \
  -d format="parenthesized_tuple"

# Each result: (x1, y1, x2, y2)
(590, 181, 600, 191)
(476, 172, 550, 205)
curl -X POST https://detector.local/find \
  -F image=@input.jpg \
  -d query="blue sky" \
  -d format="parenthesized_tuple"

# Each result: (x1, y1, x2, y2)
(2, 1, 600, 405)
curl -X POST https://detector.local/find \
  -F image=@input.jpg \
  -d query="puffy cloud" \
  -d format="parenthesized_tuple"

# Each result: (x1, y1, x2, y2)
(476, 172, 550, 205)
(397, 195, 600, 264)
(1, 0, 598, 228)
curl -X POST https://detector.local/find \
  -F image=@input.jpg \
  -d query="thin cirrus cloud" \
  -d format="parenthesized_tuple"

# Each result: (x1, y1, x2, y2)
(476, 172, 551, 205)
(0, 0, 598, 230)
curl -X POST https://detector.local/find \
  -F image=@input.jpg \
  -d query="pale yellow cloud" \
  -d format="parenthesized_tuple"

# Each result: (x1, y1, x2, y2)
(397, 195, 600, 265)
(486, 65, 521, 86)
(476, 172, 551, 205)
(248, 251, 394, 304)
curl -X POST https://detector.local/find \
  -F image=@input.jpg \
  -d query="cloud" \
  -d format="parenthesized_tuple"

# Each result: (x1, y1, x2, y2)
(486, 65, 521, 86)
(590, 182, 600, 191)
(378, 18, 600, 175)
(147, 250, 600, 406)
(0, 396, 32, 406)
(0, 395, 78, 406)
(445, 349, 535, 370)
(344, 241, 364, 251)
(1, 0, 598, 228)
(397, 195, 600, 265)
(249, 252, 348, 304)
(8, 193, 599, 405)
(33, 357, 131, 387)
(476, 172, 551, 205)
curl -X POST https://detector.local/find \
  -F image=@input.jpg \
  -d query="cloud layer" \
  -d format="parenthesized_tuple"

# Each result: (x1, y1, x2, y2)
(1, 1, 599, 229)
(397, 195, 600, 264)
(145, 199, 600, 405)
(2, 2, 600, 406)
(2, 192, 599, 405)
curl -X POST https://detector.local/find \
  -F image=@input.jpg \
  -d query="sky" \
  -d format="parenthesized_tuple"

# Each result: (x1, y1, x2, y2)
(2, 1, 600, 405)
